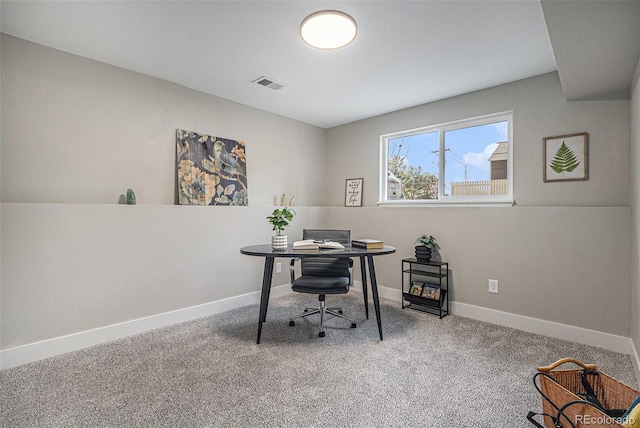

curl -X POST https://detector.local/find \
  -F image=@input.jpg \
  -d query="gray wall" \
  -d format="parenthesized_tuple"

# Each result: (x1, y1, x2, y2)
(326, 72, 629, 208)
(631, 60, 640, 359)
(1, 34, 634, 350)
(325, 73, 632, 337)
(1, 35, 327, 206)
(1, 204, 325, 347)
(0, 35, 327, 348)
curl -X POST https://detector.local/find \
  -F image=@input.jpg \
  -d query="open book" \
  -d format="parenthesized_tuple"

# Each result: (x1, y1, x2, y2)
(293, 239, 345, 250)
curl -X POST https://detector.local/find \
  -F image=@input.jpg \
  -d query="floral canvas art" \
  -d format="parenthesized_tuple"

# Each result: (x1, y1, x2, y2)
(176, 129, 248, 205)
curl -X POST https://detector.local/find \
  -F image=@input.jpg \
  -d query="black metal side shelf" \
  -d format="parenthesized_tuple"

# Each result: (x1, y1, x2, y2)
(401, 258, 449, 318)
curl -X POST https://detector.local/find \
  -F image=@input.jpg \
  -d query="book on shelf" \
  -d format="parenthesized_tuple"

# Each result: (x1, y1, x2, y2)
(351, 239, 384, 249)
(292, 239, 345, 250)
(409, 281, 424, 296)
(421, 283, 440, 300)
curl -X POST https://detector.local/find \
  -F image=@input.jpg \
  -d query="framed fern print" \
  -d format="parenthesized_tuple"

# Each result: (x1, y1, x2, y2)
(543, 132, 588, 182)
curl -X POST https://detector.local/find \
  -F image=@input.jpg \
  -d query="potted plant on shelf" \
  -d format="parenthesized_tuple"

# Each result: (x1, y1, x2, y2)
(415, 234, 437, 262)
(266, 207, 295, 250)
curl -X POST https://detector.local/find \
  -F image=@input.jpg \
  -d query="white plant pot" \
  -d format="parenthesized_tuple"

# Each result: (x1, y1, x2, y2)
(271, 235, 288, 250)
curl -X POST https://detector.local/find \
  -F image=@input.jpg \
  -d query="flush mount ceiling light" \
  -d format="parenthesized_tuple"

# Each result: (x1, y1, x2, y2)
(300, 10, 357, 50)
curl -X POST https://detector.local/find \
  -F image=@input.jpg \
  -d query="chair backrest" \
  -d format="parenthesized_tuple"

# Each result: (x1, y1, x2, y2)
(300, 229, 351, 278)
(302, 229, 351, 245)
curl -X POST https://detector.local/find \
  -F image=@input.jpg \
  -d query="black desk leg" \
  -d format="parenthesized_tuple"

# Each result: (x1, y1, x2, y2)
(367, 255, 383, 341)
(257, 257, 275, 344)
(359, 256, 369, 319)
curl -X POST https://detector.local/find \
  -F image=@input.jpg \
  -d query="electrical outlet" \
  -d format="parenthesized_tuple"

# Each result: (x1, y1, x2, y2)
(275, 262, 282, 274)
(489, 279, 499, 294)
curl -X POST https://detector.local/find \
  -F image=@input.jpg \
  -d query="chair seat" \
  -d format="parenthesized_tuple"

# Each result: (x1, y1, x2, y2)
(291, 275, 350, 294)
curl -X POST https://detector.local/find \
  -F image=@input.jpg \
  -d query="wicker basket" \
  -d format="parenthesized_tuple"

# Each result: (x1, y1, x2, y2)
(530, 358, 639, 428)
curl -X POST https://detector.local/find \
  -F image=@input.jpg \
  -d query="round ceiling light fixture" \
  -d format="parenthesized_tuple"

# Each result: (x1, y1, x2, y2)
(300, 10, 357, 50)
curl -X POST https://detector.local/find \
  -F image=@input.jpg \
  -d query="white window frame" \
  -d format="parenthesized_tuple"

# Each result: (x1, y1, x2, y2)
(378, 111, 514, 206)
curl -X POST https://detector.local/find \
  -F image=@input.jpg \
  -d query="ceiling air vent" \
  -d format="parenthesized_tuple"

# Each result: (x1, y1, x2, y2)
(253, 76, 284, 90)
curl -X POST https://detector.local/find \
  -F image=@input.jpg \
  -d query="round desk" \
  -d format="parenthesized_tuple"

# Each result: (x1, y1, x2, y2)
(240, 244, 396, 343)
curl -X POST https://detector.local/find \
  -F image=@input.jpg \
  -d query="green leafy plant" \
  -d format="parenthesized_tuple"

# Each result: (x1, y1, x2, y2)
(550, 142, 580, 174)
(388, 143, 438, 200)
(266, 207, 295, 235)
(415, 234, 437, 251)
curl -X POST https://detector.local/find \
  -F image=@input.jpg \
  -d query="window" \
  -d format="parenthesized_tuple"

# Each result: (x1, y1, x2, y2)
(379, 112, 513, 205)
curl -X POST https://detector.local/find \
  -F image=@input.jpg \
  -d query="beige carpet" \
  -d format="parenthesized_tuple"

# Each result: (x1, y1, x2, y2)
(1, 293, 636, 427)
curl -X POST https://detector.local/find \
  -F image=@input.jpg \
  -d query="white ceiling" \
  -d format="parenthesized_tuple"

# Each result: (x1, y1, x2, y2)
(1, 1, 638, 129)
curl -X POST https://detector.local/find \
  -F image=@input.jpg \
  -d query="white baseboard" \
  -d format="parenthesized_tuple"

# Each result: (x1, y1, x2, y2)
(1, 281, 634, 370)
(356, 281, 633, 355)
(350, 280, 402, 302)
(0, 284, 293, 370)
(450, 301, 632, 355)
(631, 339, 640, 387)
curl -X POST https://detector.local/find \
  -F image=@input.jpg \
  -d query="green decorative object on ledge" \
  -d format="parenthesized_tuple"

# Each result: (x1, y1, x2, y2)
(126, 188, 136, 205)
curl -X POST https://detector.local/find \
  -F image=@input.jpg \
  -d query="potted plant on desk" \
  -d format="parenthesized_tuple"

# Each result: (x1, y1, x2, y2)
(267, 207, 295, 250)
(415, 234, 437, 262)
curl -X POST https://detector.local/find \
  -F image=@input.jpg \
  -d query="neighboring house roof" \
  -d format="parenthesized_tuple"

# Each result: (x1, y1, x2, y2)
(489, 142, 508, 162)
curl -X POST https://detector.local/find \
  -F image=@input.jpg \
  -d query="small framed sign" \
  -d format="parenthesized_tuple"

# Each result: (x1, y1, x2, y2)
(543, 132, 588, 182)
(345, 178, 363, 207)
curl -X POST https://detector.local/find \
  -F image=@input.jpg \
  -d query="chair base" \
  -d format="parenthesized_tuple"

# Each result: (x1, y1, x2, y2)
(289, 296, 356, 337)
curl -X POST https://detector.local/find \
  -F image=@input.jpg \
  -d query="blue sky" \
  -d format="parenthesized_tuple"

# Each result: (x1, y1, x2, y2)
(389, 121, 508, 192)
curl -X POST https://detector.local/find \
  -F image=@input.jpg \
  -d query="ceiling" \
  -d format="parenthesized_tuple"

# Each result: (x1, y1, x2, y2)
(1, 1, 638, 129)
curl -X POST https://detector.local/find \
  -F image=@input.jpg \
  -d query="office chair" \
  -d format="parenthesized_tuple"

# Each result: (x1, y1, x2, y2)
(289, 229, 356, 337)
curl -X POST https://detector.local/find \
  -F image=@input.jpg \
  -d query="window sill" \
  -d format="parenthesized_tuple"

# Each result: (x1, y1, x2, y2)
(377, 200, 515, 208)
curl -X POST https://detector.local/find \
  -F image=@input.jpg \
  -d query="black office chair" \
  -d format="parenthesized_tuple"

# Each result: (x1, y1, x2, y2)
(288, 229, 356, 337)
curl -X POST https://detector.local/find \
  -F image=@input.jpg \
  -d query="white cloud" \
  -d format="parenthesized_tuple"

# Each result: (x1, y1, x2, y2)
(463, 143, 498, 172)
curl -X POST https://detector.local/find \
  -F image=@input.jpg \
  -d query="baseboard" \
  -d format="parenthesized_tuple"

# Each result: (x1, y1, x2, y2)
(631, 339, 640, 387)
(0, 284, 293, 370)
(2, 281, 633, 370)
(450, 301, 632, 355)
(350, 280, 402, 302)
(356, 281, 633, 356)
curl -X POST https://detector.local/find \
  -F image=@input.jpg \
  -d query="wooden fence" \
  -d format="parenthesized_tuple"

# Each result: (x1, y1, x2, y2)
(450, 179, 507, 196)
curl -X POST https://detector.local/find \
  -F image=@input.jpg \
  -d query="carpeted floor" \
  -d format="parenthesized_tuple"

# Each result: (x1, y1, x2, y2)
(1, 293, 637, 427)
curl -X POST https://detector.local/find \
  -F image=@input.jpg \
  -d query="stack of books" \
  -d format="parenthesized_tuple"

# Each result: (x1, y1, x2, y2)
(351, 239, 384, 249)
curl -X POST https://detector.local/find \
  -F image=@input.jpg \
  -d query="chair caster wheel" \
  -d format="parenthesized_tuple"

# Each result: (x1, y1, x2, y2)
(289, 320, 295, 326)
(303, 309, 309, 313)
(319, 331, 325, 337)
(338, 310, 343, 314)
(351, 323, 357, 328)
